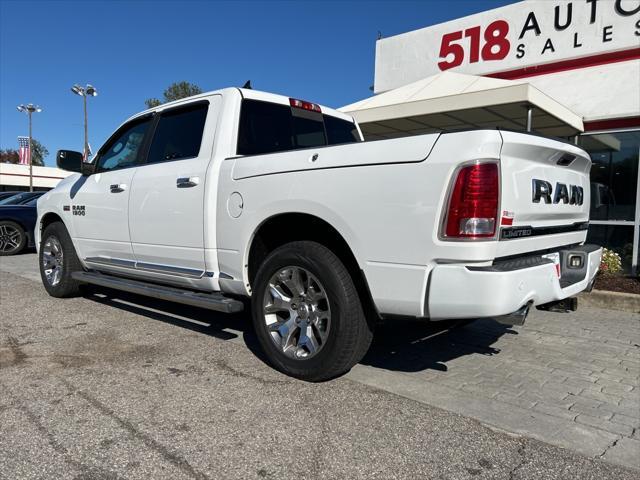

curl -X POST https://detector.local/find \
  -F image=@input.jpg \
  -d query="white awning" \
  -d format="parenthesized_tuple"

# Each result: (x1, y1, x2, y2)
(340, 71, 584, 141)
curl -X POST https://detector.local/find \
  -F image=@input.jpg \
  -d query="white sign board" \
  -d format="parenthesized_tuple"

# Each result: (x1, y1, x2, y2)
(375, 0, 640, 93)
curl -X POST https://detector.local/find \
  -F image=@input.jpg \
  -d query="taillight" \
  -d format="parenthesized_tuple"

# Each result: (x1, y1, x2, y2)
(444, 162, 499, 239)
(289, 98, 322, 113)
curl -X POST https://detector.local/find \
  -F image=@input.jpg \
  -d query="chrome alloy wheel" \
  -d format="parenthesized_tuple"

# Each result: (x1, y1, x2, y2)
(42, 235, 64, 286)
(262, 266, 331, 359)
(0, 224, 22, 253)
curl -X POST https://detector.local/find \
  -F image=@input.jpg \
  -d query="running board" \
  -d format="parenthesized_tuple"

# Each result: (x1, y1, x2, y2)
(72, 271, 244, 314)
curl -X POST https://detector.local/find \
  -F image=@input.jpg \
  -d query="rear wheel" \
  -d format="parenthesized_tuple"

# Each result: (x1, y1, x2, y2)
(39, 221, 83, 298)
(251, 241, 373, 381)
(0, 221, 26, 256)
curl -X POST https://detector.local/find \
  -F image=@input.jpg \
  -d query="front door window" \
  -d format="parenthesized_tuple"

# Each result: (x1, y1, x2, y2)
(97, 117, 152, 172)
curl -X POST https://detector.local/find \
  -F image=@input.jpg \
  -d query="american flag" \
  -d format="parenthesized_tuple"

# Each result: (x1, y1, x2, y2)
(18, 137, 30, 165)
(83, 143, 93, 162)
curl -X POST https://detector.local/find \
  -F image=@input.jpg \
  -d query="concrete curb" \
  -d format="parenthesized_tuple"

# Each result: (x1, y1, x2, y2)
(579, 289, 640, 315)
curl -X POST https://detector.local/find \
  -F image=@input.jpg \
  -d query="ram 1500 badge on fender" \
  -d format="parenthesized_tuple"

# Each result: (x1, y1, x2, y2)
(36, 87, 602, 381)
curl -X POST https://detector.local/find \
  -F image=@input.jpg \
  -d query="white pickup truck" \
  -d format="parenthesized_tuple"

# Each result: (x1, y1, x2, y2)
(37, 87, 601, 381)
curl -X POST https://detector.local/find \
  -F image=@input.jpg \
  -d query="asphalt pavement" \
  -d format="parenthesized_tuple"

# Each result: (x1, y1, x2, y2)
(1, 253, 638, 479)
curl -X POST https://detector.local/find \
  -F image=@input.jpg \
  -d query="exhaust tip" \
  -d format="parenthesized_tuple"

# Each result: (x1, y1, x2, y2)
(536, 297, 578, 313)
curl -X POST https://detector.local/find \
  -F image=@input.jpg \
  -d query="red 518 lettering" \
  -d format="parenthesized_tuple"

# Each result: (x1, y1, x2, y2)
(438, 20, 510, 70)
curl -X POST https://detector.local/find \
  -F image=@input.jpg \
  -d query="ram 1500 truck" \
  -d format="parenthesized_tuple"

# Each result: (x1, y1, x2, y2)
(37, 87, 601, 381)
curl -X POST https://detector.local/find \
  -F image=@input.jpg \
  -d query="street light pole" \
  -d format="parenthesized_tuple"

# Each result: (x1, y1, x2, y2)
(71, 84, 98, 161)
(28, 110, 33, 191)
(16, 103, 42, 192)
(83, 92, 88, 161)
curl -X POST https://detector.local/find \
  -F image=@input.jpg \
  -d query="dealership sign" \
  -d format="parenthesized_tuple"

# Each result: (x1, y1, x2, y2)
(374, 0, 640, 93)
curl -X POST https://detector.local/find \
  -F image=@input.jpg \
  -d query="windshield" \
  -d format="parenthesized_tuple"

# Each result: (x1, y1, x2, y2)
(0, 192, 34, 205)
(23, 196, 40, 206)
(0, 192, 43, 205)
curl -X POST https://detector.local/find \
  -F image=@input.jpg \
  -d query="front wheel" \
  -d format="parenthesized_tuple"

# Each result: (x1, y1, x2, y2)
(39, 221, 83, 298)
(251, 241, 373, 382)
(0, 221, 27, 256)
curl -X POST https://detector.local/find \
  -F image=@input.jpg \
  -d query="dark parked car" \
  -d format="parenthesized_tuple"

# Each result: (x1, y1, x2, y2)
(0, 195, 40, 255)
(0, 191, 20, 201)
(0, 191, 44, 206)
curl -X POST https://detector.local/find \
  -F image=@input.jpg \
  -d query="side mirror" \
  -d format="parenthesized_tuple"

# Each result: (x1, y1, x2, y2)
(56, 150, 96, 176)
(56, 150, 83, 173)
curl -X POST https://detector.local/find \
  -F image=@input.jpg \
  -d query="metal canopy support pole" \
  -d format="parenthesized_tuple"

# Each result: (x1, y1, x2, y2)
(633, 148, 640, 276)
(526, 106, 533, 132)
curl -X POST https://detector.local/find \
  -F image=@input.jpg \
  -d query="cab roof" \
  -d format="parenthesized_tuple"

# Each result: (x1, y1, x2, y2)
(126, 87, 355, 124)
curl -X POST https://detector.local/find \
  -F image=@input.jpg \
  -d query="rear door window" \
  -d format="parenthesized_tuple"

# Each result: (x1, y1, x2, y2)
(147, 102, 209, 163)
(237, 100, 294, 155)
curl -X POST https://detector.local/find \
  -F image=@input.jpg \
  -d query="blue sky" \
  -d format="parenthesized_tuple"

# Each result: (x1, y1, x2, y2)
(0, 0, 515, 166)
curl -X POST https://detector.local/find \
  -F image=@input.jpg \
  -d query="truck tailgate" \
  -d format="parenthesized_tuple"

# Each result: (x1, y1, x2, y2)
(497, 131, 591, 254)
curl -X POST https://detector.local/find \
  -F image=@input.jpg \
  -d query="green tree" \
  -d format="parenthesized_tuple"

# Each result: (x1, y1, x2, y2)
(0, 138, 47, 166)
(145, 81, 203, 109)
(0, 149, 19, 164)
(31, 139, 48, 166)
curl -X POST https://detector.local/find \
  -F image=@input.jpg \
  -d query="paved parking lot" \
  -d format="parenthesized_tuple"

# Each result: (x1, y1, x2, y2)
(354, 300, 639, 467)
(1, 253, 639, 479)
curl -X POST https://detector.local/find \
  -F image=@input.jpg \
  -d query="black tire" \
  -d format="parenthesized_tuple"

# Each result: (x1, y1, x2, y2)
(39, 221, 83, 298)
(251, 241, 373, 382)
(0, 221, 27, 256)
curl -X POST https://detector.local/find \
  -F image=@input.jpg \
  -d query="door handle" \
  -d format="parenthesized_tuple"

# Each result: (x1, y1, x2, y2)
(110, 184, 126, 193)
(177, 177, 200, 188)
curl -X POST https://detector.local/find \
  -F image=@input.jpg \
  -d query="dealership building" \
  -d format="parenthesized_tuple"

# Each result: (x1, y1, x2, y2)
(0, 163, 72, 191)
(342, 0, 640, 273)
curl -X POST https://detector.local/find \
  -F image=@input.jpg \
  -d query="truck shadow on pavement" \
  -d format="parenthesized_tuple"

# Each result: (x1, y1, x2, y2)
(360, 317, 517, 373)
(81, 285, 268, 360)
(81, 285, 516, 375)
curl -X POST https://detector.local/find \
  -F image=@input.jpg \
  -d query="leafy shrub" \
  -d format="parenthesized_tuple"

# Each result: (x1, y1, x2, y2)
(599, 248, 622, 275)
